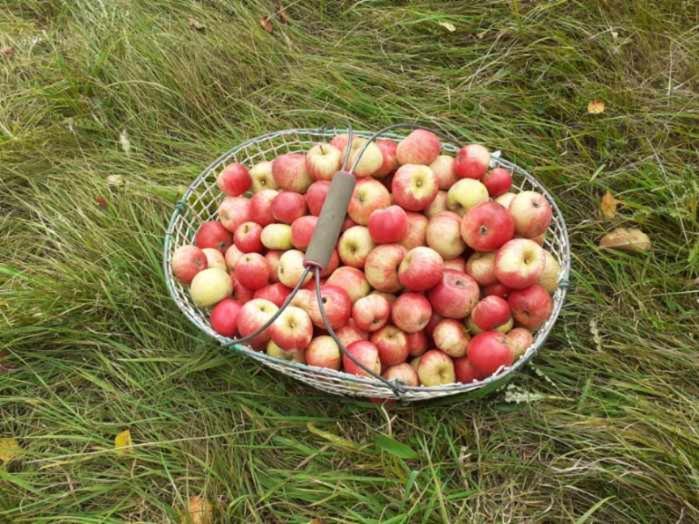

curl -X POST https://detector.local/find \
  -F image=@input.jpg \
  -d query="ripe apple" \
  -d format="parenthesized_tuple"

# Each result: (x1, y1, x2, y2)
(425, 312, 442, 337)
(374, 138, 398, 177)
(508, 284, 552, 330)
(391, 292, 432, 333)
(234, 221, 263, 253)
(539, 250, 561, 292)
(190, 267, 232, 307)
(306, 335, 341, 370)
(266, 340, 305, 363)
(446, 178, 489, 216)
(460, 201, 515, 252)
(426, 211, 465, 260)
(305, 284, 352, 330)
(371, 325, 409, 366)
(382, 363, 418, 387)
(433, 319, 470, 357)
(335, 320, 369, 347)
(509, 191, 552, 238)
(406, 330, 428, 357)
(483, 282, 511, 299)
(368, 205, 408, 244)
(172, 245, 207, 284)
(270, 305, 313, 350)
(396, 129, 441, 165)
(261, 223, 292, 251)
(364, 244, 406, 293)
(505, 327, 533, 359)
(482, 167, 512, 197)
(425, 190, 448, 218)
(342, 218, 355, 231)
(202, 248, 227, 271)
(326, 266, 370, 303)
(235, 252, 270, 290)
(217, 163, 251, 197)
(290, 215, 318, 250)
(306, 143, 341, 181)
(371, 291, 397, 304)
(348, 178, 391, 225)
(230, 274, 253, 303)
(398, 246, 444, 291)
(224, 244, 243, 271)
(338, 226, 375, 268)
(249, 189, 278, 226)
(495, 192, 516, 208)
(467, 331, 513, 377)
(348, 138, 383, 177)
(195, 221, 233, 252)
(401, 212, 428, 250)
(494, 239, 546, 289)
(218, 197, 252, 233)
(305, 180, 330, 216)
(453, 144, 490, 179)
(329, 134, 358, 156)
(428, 270, 480, 319)
(264, 250, 281, 282)
(320, 249, 340, 278)
(254, 282, 291, 307)
(392, 164, 439, 211)
(430, 155, 456, 190)
(352, 294, 390, 332)
(443, 257, 465, 273)
(249, 160, 277, 193)
(272, 152, 313, 193)
(271, 191, 306, 224)
(465, 252, 497, 286)
(277, 249, 311, 288)
(237, 298, 279, 348)
(454, 357, 480, 383)
(417, 350, 455, 386)
(210, 298, 241, 337)
(343, 341, 381, 377)
(470, 295, 512, 332)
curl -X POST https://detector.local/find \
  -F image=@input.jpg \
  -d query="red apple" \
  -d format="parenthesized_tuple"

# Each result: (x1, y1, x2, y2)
(467, 331, 513, 377)
(338, 225, 374, 268)
(249, 189, 278, 226)
(505, 327, 533, 359)
(343, 340, 382, 377)
(209, 298, 241, 337)
(483, 282, 511, 299)
(202, 248, 227, 271)
(237, 298, 279, 348)
(224, 244, 244, 271)
(305, 180, 330, 216)
(217, 197, 252, 233)
(508, 284, 552, 330)
(272, 152, 312, 193)
(426, 211, 465, 260)
(230, 273, 253, 303)
(195, 221, 233, 252)
(392, 164, 438, 211)
(374, 138, 398, 177)
(429, 155, 456, 190)
(417, 349, 455, 386)
(254, 282, 291, 307)
(432, 319, 470, 357)
(382, 363, 418, 387)
(342, 218, 355, 231)
(290, 215, 318, 250)
(305, 284, 352, 330)
(465, 252, 497, 286)
(371, 325, 409, 366)
(396, 129, 441, 165)
(406, 330, 428, 357)
(508, 191, 552, 238)
(425, 190, 448, 218)
(391, 293, 432, 333)
(249, 160, 277, 193)
(368, 205, 408, 244)
(172, 245, 207, 284)
(234, 221, 263, 253)
(482, 167, 512, 197)
(271, 191, 307, 224)
(453, 357, 480, 383)
(335, 320, 369, 348)
(264, 250, 281, 282)
(453, 144, 490, 179)
(235, 252, 269, 290)
(371, 291, 397, 304)
(352, 294, 390, 332)
(398, 247, 444, 291)
(348, 178, 391, 225)
(425, 312, 442, 338)
(270, 305, 313, 350)
(428, 270, 480, 319)
(494, 239, 546, 289)
(443, 257, 466, 273)
(326, 266, 370, 303)
(329, 133, 352, 154)
(320, 248, 340, 278)
(470, 296, 512, 332)
(364, 244, 406, 293)
(306, 335, 341, 370)
(217, 163, 251, 197)
(306, 143, 341, 181)
(461, 202, 515, 252)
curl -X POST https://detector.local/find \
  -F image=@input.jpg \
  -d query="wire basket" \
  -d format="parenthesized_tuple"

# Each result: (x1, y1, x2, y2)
(163, 128, 570, 401)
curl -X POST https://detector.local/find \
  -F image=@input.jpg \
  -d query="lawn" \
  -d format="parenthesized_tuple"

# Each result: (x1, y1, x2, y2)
(1, 0, 698, 522)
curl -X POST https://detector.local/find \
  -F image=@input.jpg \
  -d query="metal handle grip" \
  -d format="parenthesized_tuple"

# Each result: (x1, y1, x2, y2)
(304, 170, 356, 270)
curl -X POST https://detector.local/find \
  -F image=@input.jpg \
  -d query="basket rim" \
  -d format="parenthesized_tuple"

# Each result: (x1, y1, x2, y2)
(163, 127, 571, 400)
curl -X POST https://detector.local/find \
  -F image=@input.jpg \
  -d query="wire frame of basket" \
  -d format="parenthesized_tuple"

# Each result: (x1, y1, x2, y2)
(163, 128, 571, 401)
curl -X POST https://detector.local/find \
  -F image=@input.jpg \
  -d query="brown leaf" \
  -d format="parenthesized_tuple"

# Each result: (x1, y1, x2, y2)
(600, 190, 621, 218)
(188, 17, 206, 31)
(599, 228, 651, 253)
(1, 46, 15, 59)
(587, 100, 605, 114)
(114, 429, 132, 455)
(276, 2, 289, 23)
(95, 196, 108, 209)
(260, 16, 273, 33)
(181, 496, 213, 524)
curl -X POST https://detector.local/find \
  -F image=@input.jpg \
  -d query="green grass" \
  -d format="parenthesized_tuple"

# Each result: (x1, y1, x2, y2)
(1, 0, 698, 521)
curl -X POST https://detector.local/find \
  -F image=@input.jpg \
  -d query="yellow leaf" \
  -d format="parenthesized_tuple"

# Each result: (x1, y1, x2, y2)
(438, 21, 456, 32)
(587, 100, 605, 114)
(599, 228, 651, 253)
(260, 16, 273, 33)
(307, 423, 360, 451)
(114, 429, 133, 455)
(0, 437, 21, 464)
(181, 496, 213, 524)
(600, 191, 621, 218)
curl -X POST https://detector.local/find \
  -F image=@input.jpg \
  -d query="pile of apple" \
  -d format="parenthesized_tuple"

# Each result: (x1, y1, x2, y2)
(171, 129, 561, 388)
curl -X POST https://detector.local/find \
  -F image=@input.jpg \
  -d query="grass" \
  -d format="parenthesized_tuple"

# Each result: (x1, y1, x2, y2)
(1, 0, 698, 521)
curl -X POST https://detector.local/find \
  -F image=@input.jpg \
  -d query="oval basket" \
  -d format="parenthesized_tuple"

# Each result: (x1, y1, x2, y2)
(163, 128, 570, 401)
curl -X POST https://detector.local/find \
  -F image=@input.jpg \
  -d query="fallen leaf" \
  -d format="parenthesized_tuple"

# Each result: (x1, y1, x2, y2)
(599, 228, 651, 253)
(1, 46, 15, 59)
(600, 190, 621, 218)
(95, 196, 108, 209)
(587, 100, 605, 114)
(0, 437, 21, 464)
(260, 16, 273, 33)
(181, 496, 213, 524)
(119, 129, 131, 154)
(114, 429, 133, 455)
(438, 21, 456, 32)
(188, 17, 206, 31)
(276, 2, 289, 23)
(107, 175, 124, 188)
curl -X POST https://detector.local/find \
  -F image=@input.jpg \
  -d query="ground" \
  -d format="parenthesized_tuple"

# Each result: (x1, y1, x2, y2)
(1, 1, 698, 522)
